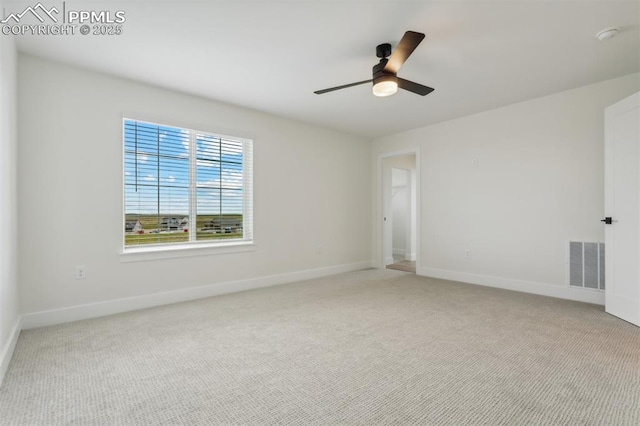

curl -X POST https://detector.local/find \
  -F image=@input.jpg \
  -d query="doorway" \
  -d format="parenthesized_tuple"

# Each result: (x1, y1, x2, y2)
(380, 152, 418, 274)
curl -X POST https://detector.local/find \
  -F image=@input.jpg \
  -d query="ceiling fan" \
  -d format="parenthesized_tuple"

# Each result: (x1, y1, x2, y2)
(314, 31, 434, 98)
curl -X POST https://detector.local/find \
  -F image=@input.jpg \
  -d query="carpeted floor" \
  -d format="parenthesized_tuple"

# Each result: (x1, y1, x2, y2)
(1, 269, 639, 425)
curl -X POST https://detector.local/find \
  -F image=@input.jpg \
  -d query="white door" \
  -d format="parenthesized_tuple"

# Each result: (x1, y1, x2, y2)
(604, 92, 640, 326)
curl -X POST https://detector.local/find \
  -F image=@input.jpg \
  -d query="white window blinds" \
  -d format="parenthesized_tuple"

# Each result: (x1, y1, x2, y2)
(124, 118, 253, 248)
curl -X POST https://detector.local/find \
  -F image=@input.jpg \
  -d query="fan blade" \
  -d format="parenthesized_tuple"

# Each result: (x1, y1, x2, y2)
(384, 31, 425, 74)
(314, 79, 373, 94)
(397, 78, 434, 96)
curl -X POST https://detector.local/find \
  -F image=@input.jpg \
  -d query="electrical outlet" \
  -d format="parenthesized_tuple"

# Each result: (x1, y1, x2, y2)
(472, 158, 479, 167)
(465, 249, 471, 259)
(75, 266, 86, 280)
(316, 245, 322, 254)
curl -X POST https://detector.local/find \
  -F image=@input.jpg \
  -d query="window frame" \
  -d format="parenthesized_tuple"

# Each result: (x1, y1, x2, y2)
(121, 117, 254, 259)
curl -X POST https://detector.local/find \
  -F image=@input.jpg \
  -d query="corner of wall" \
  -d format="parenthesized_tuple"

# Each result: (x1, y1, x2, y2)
(0, 318, 21, 388)
(0, 21, 22, 387)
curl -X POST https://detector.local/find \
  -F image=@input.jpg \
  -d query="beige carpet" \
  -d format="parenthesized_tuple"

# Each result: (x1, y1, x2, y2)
(0, 269, 639, 425)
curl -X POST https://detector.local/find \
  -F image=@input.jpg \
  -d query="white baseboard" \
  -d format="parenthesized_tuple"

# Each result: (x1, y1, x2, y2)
(392, 250, 415, 261)
(21, 261, 373, 330)
(384, 256, 395, 265)
(0, 317, 22, 388)
(418, 267, 605, 305)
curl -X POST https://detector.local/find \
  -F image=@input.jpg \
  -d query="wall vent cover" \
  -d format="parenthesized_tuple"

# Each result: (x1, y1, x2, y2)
(569, 241, 605, 290)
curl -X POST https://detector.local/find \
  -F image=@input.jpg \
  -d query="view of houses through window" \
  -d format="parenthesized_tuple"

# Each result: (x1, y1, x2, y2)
(124, 119, 252, 247)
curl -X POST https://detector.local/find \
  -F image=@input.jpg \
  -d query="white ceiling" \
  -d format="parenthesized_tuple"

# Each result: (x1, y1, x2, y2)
(9, 0, 640, 138)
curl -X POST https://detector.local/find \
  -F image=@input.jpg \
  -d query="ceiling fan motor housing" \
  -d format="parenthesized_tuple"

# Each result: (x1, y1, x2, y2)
(372, 58, 398, 97)
(372, 58, 396, 84)
(376, 43, 392, 58)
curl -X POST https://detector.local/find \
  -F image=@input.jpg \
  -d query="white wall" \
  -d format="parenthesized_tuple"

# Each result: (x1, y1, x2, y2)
(0, 29, 20, 384)
(18, 55, 371, 320)
(373, 73, 640, 303)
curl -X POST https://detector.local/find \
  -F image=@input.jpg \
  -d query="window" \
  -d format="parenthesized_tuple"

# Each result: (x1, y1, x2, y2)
(123, 119, 253, 249)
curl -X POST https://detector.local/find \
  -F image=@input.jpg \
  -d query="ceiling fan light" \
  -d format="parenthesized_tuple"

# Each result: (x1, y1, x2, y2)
(372, 75, 398, 97)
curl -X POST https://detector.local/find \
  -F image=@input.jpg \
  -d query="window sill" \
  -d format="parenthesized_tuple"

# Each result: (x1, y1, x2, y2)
(120, 241, 256, 263)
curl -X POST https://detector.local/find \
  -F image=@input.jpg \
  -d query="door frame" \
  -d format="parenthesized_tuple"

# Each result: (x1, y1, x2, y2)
(377, 148, 421, 273)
